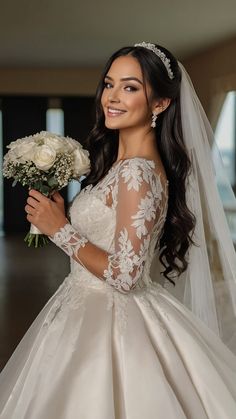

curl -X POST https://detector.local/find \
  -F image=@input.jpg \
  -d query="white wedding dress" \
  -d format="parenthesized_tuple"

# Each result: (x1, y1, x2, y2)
(0, 157, 236, 419)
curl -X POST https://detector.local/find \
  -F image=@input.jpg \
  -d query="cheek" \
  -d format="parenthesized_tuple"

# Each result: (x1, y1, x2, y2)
(130, 97, 150, 117)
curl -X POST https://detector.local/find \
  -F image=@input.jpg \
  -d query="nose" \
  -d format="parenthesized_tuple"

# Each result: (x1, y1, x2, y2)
(108, 88, 120, 103)
(108, 96, 120, 103)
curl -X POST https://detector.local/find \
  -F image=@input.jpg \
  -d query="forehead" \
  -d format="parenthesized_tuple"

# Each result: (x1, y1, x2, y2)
(106, 55, 143, 80)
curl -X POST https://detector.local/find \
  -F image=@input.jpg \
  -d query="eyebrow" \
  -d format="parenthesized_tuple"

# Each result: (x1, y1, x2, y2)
(104, 75, 143, 85)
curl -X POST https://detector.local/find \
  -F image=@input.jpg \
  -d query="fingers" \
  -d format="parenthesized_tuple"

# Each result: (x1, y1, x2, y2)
(52, 191, 64, 203)
(29, 189, 48, 202)
(25, 192, 46, 217)
(26, 213, 33, 223)
(25, 188, 67, 236)
(26, 196, 39, 209)
(25, 204, 38, 216)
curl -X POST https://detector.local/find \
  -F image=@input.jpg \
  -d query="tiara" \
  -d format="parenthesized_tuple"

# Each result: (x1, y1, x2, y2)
(134, 42, 174, 80)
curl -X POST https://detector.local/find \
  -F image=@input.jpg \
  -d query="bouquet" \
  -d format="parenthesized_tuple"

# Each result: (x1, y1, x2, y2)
(3, 131, 90, 247)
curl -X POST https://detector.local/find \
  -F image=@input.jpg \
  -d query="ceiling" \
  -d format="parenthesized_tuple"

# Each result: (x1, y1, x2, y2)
(0, 0, 236, 67)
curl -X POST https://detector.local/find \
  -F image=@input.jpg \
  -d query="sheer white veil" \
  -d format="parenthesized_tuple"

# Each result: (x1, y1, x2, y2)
(151, 62, 236, 355)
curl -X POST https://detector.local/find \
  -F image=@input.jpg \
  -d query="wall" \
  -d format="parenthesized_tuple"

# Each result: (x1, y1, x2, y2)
(0, 35, 236, 121)
(182, 35, 236, 125)
(0, 67, 102, 96)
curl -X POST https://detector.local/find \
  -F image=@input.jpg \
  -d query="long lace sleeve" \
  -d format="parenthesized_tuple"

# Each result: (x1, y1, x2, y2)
(50, 159, 167, 293)
(103, 160, 166, 292)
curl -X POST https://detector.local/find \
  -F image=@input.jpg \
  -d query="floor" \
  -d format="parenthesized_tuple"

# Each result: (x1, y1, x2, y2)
(0, 234, 69, 372)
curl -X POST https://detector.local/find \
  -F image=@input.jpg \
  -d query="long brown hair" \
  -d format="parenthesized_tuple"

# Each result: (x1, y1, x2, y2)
(81, 44, 196, 285)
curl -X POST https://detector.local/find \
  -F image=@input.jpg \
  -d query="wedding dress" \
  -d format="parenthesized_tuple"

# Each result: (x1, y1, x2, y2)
(0, 157, 236, 419)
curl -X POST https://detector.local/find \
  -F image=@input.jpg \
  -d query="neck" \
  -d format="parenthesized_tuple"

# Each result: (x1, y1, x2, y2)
(116, 126, 158, 161)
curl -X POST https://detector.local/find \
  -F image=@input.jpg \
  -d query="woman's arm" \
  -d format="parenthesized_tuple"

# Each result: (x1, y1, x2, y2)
(25, 161, 165, 293)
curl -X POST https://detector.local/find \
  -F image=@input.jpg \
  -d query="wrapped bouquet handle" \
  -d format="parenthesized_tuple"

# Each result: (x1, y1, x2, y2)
(24, 224, 50, 248)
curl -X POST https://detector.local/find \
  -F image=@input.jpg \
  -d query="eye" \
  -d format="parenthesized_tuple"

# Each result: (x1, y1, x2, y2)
(104, 81, 112, 89)
(124, 85, 138, 92)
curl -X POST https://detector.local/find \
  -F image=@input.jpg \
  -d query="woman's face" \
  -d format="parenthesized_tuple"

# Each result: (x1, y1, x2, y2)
(101, 55, 154, 131)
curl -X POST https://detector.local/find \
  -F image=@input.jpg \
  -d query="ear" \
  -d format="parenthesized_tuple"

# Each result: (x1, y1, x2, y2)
(152, 98, 171, 115)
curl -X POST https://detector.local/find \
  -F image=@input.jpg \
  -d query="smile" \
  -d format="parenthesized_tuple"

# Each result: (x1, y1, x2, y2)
(107, 107, 127, 116)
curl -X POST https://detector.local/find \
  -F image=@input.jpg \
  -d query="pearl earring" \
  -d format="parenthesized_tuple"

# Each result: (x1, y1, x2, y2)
(151, 112, 158, 128)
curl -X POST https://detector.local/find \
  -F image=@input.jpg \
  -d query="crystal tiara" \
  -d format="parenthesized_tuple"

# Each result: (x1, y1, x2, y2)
(134, 42, 174, 80)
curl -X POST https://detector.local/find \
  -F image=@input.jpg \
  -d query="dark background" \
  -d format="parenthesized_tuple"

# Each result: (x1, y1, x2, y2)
(2, 96, 95, 233)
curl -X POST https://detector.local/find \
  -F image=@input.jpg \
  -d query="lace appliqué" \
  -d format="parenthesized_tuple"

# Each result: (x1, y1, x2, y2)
(43, 274, 131, 336)
(105, 282, 171, 337)
(42, 273, 89, 330)
(135, 283, 170, 336)
(49, 158, 168, 297)
(131, 191, 157, 238)
(49, 223, 88, 257)
(103, 228, 146, 293)
(106, 288, 132, 335)
(102, 158, 168, 294)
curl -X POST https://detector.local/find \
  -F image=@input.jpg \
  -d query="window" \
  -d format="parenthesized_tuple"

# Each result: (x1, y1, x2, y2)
(214, 92, 236, 186)
(214, 91, 236, 242)
(46, 108, 64, 135)
(46, 99, 81, 202)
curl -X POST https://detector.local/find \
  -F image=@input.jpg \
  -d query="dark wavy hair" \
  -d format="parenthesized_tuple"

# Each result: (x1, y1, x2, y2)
(81, 44, 197, 285)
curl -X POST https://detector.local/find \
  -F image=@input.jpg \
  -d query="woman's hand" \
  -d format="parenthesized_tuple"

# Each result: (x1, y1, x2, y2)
(25, 190, 68, 237)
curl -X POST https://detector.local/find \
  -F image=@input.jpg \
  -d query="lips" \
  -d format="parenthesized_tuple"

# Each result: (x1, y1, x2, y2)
(107, 107, 127, 116)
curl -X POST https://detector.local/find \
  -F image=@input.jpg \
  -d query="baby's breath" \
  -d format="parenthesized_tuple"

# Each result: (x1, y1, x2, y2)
(3, 160, 46, 187)
(4, 152, 77, 191)
(51, 153, 74, 188)
(3, 130, 90, 247)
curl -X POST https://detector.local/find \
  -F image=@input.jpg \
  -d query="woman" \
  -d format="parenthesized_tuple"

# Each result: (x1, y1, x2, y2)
(0, 42, 236, 418)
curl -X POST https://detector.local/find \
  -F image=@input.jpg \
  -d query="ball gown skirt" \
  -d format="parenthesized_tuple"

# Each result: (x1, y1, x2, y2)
(0, 270, 236, 419)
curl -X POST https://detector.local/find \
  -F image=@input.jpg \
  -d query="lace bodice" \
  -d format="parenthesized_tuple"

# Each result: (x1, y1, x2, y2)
(50, 157, 169, 293)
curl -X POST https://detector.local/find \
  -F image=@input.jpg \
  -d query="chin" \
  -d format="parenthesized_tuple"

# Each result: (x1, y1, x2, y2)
(105, 121, 122, 130)
(104, 119, 132, 131)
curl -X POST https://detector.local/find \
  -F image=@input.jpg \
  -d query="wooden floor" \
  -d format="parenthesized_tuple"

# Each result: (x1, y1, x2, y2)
(0, 234, 69, 372)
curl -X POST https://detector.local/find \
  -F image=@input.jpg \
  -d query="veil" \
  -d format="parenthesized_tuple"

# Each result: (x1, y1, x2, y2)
(151, 62, 236, 355)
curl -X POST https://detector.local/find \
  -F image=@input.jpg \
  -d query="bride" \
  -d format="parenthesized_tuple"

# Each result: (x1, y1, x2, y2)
(0, 42, 236, 418)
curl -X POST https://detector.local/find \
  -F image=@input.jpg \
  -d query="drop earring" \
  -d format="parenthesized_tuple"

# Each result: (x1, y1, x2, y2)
(151, 112, 158, 128)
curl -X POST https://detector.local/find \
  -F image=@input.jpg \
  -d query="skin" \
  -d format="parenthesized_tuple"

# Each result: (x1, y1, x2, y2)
(25, 55, 171, 237)
(25, 190, 67, 237)
(101, 55, 170, 161)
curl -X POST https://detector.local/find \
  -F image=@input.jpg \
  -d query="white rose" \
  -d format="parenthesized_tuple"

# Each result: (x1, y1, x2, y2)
(8, 142, 36, 163)
(33, 145, 56, 171)
(44, 136, 65, 153)
(65, 137, 83, 152)
(7, 136, 35, 150)
(73, 149, 90, 177)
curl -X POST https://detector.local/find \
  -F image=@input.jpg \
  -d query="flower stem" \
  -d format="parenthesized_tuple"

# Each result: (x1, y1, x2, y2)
(24, 232, 50, 247)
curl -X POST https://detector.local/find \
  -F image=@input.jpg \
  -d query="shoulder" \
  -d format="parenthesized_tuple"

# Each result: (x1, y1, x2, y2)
(117, 157, 166, 197)
(118, 157, 156, 180)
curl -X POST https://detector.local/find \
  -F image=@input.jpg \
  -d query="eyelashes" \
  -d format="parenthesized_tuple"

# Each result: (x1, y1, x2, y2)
(125, 86, 138, 92)
(103, 81, 138, 92)
(103, 82, 112, 89)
